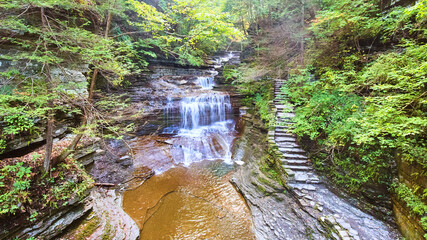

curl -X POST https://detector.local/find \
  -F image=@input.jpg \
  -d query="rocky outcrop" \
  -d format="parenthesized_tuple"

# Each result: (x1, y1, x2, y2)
(231, 112, 328, 239)
(271, 79, 401, 240)
(392, 156, 427, 240)
(0, 47, 89, 158)
(229, 79, 402, 240)
(61, 188, 140, 240)
(0, 194, 92, 240)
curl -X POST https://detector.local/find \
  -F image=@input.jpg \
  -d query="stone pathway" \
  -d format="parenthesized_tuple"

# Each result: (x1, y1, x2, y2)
(269, 79, 400, 240)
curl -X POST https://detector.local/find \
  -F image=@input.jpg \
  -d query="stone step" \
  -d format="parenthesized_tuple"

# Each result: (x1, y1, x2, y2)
(276, 124, 294, 128)
(274, 132, 294, 137)
(279, 147, 306, 154)
(289, 183, 317, 191)
(282, 153, 308, 159)
(275, 129, 294, 134)
(276, 142, 300, 148)
(274, 101, 288, 105)
(283, 165, 313, 171)
(275, 131, 293, 136)
(276, 111, 295, 116)
(294, 172, 310, 182)
(275, 136, 296, 142)
(276, 119, 295, 124)
(277, 116, 292, 119)
(293, 172, 321, 184)
(293, 189, 306, 198)
(282, 159, 309, 166)
(275, 127, 295, 132)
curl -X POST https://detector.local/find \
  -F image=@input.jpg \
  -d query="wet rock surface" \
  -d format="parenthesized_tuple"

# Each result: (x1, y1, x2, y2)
(60, 188, 140, 240)
(231, 108, 401, 239)
(0, 196, 92, 240)
(266, 79, 401, 239)
(231, 115, 327, 240)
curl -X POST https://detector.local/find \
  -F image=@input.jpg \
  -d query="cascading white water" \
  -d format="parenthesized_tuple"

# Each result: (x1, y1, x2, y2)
(162, 54, 237, 167)
(198, 76, 215, 89)
(180, 94, 231, 129)
(174, 91, 235, 165)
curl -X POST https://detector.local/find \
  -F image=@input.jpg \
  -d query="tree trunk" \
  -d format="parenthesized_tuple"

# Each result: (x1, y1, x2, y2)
(41, 7, 54, 172)
(88, 10, 112, 101)
(300, 0, 305, 65)
(88, 68, 99, 100)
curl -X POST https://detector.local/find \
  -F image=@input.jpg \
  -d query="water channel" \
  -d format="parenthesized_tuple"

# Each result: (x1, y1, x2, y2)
(122, 53, 256, 239)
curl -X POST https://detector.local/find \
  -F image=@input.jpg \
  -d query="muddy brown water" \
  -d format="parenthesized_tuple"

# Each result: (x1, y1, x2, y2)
(123, 163, 255, 239)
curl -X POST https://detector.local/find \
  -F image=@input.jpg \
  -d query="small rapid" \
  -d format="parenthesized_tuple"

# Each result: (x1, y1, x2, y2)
(160, 57, 237, 169)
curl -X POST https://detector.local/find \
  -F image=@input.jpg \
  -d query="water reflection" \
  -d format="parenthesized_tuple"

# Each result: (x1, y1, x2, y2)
(123, 166, 255, 240)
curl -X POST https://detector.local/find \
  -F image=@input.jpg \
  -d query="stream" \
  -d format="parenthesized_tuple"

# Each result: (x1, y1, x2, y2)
(122, 53, 256, 239)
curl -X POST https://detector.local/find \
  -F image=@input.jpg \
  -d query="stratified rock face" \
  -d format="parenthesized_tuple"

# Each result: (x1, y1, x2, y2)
(85, 189, 140, 240)
(393, 157, 427, 240)
(0, 195, 92, 240)
(51, 66, 89, 98)
(231, 109, 401, 240)
(0, 47, 89, 157)
(231, 116, 327, 240)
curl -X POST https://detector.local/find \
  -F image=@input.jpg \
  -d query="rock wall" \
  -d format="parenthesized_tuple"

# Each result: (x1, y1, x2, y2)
(393, 156, 427, 240)
(231, 111, 329, 240)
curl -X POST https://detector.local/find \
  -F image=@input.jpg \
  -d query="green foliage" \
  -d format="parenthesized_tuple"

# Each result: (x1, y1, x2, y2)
(254, 92, 276, 128)
(0, 162, 33, 215)
(393, 182, 427, 235)
(231, 64, 276, 127)
(223, 65, 243, 82)
(281, 0, 427, 193)
(0, 155, 93, 220)
(3, 115, 36, 135)
(130, 0, 244, 65)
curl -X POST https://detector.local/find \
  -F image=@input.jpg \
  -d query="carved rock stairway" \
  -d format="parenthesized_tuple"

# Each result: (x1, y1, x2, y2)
(268, 79, 400, 240)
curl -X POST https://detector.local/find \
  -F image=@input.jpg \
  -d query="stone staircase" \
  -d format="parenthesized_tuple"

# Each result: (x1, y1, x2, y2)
(269, 79, 362, 240)
(271, 79, 322, 191)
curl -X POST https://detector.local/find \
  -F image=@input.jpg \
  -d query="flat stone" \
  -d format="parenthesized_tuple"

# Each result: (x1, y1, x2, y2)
(299, 199, 310, 207)
(286, 169, 295, 177)
(275, 137, 296, 142)
(303, 195, 313, 200)
(338, 230, 349, 238)
(282, 159, 309, 166)
(274, 132, 294, 137)
(337, 219, 352, 230)
(294, 190, 305, 198)
(275, 126, 295, 131)
(279, 147, 305, 153)
(276, 110, 295, 116)
(294, 172, 309, 182)
(325, 215, 337, 225)
(282, 153, 308, 159)
(349, 229, 359, 237)
(283, 165, 313, 171)
(277, 142, 300, 148)
(289, 183, 317, 191)
(307, 178, 321, 184)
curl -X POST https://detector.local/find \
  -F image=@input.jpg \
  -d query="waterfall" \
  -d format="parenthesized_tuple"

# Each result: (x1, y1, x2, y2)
(180, 94, 231, 130)
(198, 76, 215, 89)
(161, 52, 237, 167)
